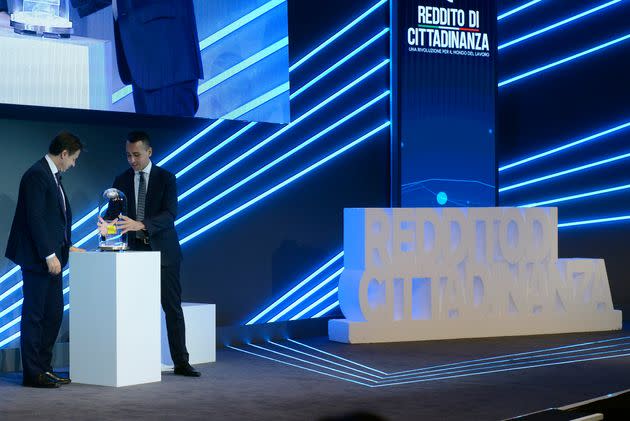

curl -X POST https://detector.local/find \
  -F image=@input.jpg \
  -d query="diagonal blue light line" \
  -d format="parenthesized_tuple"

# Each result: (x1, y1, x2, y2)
(269, 268, 343, 323)
(158, 120, 224, 167)
(287, 338, 387, 375)
(290, 0, 387, 72)
(0, 266, 21, 287)
(250, 343, 378, 383)
(227, 345, 371, 387)
(498, 0, 544, 21)
(312, 301, 339, 318)
(222, 82, 290, 120)
(176, 59, 389, 205)
(290, 287, 338, 321)
(180, 122, 390, 245)
(246, 252, 343, 325)
(291, 28, 390, 99)
(268, 341, 384, 379)
(499, 151, 630, 193)
(199, 0, 286, 50)
(112, 0, 287, 103)
(518, 183, 630, 208)
(198, 37, 289, 95)
(499, 121, 630, 172)
(559, 214, 630, 228)
(499, 33, 630, 87)
(176, 90, 390, 225)
(499, 1, 622, 50)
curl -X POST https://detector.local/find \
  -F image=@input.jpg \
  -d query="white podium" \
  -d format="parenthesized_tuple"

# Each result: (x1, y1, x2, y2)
(161, 303, 216, 369)
(69, 251, 161, 387)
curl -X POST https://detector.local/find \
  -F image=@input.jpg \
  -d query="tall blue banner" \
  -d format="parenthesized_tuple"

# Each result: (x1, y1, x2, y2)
(396, 0, 497, 207)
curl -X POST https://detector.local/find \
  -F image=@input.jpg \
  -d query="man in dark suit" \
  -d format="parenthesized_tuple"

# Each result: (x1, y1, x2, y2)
(5, 132, 84, 388)
(103, 131, 200, 376)
(71, 0, 204, 117)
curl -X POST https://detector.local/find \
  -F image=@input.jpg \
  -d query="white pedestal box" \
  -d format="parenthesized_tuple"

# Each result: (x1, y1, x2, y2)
(161, 303, 216, 369)
(69, 251, 161, 387)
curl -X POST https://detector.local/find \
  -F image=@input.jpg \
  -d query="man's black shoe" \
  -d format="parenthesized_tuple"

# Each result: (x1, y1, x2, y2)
(174, 363, 201, 377)
(23, 373, 60, 388)
(46, 371, 71, 385)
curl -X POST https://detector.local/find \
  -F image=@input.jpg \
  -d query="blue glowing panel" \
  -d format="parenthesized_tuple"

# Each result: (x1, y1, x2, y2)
(397, 0, 497, 207)
(0, 0, 290, 122)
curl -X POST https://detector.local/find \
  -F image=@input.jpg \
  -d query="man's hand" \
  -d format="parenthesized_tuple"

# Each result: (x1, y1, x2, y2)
(0, 12, 10, 28)
(97, 216, 118, 236)
(116, 215, 145, 234)
(70, 246, 86, 253)
(46, 255, 62, 275)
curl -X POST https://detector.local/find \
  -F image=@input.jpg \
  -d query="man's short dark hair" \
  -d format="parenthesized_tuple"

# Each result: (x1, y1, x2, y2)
(127, 131, 151, 149)
(48, 131, 83, 156)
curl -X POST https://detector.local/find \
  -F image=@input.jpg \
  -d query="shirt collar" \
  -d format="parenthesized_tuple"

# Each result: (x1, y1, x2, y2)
(44, 154, 59, 177)
(135, 160, 153, 176)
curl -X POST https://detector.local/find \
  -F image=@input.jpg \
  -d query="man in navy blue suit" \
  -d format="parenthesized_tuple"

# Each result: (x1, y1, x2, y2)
(71, 0, 204, 117)
(99, 131, 200, 377)
(5, 132, 84, 388)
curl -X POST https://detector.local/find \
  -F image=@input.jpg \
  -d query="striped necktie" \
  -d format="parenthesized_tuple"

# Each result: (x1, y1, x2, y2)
(137, 171, 147, 239)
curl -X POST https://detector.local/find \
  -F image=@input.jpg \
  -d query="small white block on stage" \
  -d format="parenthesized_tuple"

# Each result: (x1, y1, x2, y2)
(69, 251, 161, 387)
(161, 303, 216, 369)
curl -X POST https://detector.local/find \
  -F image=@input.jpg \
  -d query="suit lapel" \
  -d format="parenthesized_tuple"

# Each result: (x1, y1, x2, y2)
(40, 158, 66, 220)
(125, 169, 137, 220)
(145, 166, 160, 217)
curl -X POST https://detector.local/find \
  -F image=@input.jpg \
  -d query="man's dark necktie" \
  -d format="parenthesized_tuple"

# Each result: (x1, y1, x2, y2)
(136, 171, 147, 240)
(55, 173, 68, 243)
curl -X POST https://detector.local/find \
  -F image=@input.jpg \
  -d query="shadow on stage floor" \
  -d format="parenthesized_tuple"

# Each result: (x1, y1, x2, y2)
(2, 326, 630, 420)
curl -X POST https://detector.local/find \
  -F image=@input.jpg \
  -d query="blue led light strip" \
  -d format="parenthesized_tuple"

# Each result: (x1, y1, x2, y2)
(269, 268, 343, 323)
(312, 301, 339, 318)
(179, 122, 390, 245)
(559, 215, 630, 228)
(499, 151, 630, 193)
(290, 287, 338, 321)
(498, 0, 544, 21)
(287, 339, 387, 375)
(198, 37, 289, 95)
(177, 89, 390, 224)
(499, 1, 622, 50)
(268, 341, 384, 379)
(499, 34, 630, 88)
(176, 60, 389, 204)
(290, 0, 387, 72)
(246, 252, 343, 325)
(499, 121, 630, 172)
(227, 345, 372, 387)
(250, 343, 379, 383)
(112, 0, 287, 103)
(518, 183, 630, 208)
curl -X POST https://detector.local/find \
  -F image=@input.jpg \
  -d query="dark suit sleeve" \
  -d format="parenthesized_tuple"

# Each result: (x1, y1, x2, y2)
(0, 0, 8, 13)
(24, 172, 56, 259)
(143, 172, 178, 236)
(70, 0, 111, 18)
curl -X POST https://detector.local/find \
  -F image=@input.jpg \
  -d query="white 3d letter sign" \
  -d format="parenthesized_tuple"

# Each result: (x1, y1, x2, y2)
(329, 208, 622, 343)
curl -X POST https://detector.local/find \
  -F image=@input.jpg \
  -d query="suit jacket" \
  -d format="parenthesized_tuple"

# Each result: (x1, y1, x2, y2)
(71, 0, 203, 90)
(0, 0, 8, 12)
(5, 158, 72, 272)
(113, 165, 182, 266)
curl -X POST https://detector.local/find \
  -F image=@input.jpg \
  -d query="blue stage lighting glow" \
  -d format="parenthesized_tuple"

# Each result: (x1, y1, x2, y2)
(176, 60, 390, 205)
(249, 343, 378, 383)
(177, 90, 390, 223)
(290, 287, 338, 321)
(227, 345, 372, 387)
(268, 340, 384, 379)
(0, 266, 21, 287)
(498, 1, 622, 50)
(180, 122, 390, 245)
(222, 82, 290, 120)
(518, 183, 630, 208)
(291, 28, 390, 99)
(289, 0, 387, 72)
(287, 339, 387, 375)
(497, 0, 544, 21)
(269, 269, 343, 323)
(499, 151, 630, 193)
(312, 301, 340, 319)
(0, 282, 22, 302)
(499, 34, 630, 88)
(0, 332, 20, 349)
(559, 215, 630, 228)
(198, 38, 289, 95)
(246, 252, 343, 325)
(499, 121, 630, 172)
(437, 191, 448, 205)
